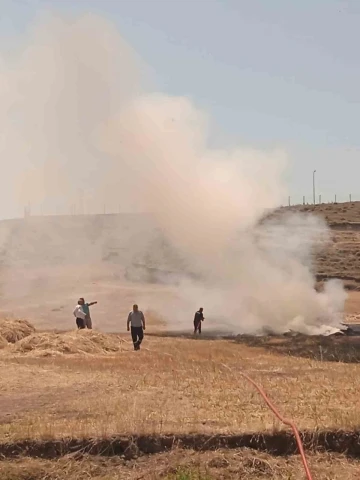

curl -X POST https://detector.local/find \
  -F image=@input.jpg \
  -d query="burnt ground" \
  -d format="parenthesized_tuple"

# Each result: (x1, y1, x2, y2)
(1, 431, 360, 459)
(1, 433, 360, 480)
(235, 331, 360, 363)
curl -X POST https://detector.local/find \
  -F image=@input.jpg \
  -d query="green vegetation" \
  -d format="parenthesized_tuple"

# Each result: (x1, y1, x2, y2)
(165, 468, 212, 480)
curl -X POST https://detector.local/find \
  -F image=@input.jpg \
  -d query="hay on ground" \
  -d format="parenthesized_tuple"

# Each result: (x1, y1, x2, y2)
(0, 318, 36, 343)
(14, 330, 122, 356)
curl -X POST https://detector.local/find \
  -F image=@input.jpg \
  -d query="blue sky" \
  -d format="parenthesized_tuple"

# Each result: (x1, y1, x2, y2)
(2, 0, 360, 206)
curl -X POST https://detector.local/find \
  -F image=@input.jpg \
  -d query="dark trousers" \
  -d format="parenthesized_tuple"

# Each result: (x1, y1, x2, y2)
(194, 320, 202, 334)
(76, 317, 85, 329)
(131, 326, 144, 348)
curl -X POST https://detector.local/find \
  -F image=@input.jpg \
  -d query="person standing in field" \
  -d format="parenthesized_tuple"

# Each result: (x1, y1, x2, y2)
(193, 307, 205, 334)
(73, 299, 86, 329)
(127, 304, 146, 350)
(79, 297, 98, 329)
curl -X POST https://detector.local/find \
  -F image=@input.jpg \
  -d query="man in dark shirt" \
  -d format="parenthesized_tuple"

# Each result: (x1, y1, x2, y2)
(193, 308, 204, 334)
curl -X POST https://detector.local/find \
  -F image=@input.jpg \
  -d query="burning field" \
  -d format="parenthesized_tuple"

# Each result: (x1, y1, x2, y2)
(0, 178, 359, 479)
(0, 9, 359, 479)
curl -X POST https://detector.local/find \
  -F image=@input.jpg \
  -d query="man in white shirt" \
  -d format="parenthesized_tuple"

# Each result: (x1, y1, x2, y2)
(127, 304, 146, 350)
(79, 297, 98, 329)
(73, 300, 86, 329)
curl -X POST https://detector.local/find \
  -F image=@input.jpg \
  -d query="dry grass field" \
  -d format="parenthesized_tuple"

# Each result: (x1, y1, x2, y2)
(1, 204, 360, 479)
(1, 332, 360, 440)
(1, 323, 360, 478)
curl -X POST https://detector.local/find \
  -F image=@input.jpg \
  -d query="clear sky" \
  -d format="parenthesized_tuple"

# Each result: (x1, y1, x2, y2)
(2, 0, 360, 208)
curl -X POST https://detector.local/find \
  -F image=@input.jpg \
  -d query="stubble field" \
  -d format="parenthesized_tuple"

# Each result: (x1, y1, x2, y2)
(1, 204, 360, 479)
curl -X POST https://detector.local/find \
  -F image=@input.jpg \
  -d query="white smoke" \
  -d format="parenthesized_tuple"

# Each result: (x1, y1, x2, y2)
(0, 12, 346, 334)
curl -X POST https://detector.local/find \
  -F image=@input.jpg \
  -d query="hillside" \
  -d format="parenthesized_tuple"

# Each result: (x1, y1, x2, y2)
(271, 202, 360, 289)
(0, 214, 154, 267)
(0, 202, 359, 330)
(2, 201, 359, 272)
(0, 213, 197, 331)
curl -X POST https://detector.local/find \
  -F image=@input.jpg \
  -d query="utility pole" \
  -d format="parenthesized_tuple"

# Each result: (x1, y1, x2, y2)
(313, 170, 316, 205)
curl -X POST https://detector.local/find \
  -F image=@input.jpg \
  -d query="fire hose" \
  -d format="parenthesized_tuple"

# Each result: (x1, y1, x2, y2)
(221, 364, 313, 480)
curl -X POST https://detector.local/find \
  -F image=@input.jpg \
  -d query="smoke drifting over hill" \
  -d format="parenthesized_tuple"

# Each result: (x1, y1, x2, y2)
(0, 13, 346, 333)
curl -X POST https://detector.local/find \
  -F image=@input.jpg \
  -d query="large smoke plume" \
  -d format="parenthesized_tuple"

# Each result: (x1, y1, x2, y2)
(0, 13, 346, 333)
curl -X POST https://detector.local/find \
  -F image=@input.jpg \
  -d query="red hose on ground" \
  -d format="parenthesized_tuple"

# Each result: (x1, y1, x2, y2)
(221, 364, 313, 480)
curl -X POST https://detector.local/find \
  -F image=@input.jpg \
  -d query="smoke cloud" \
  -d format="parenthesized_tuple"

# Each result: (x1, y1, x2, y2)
(0, 12, 346, 333)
